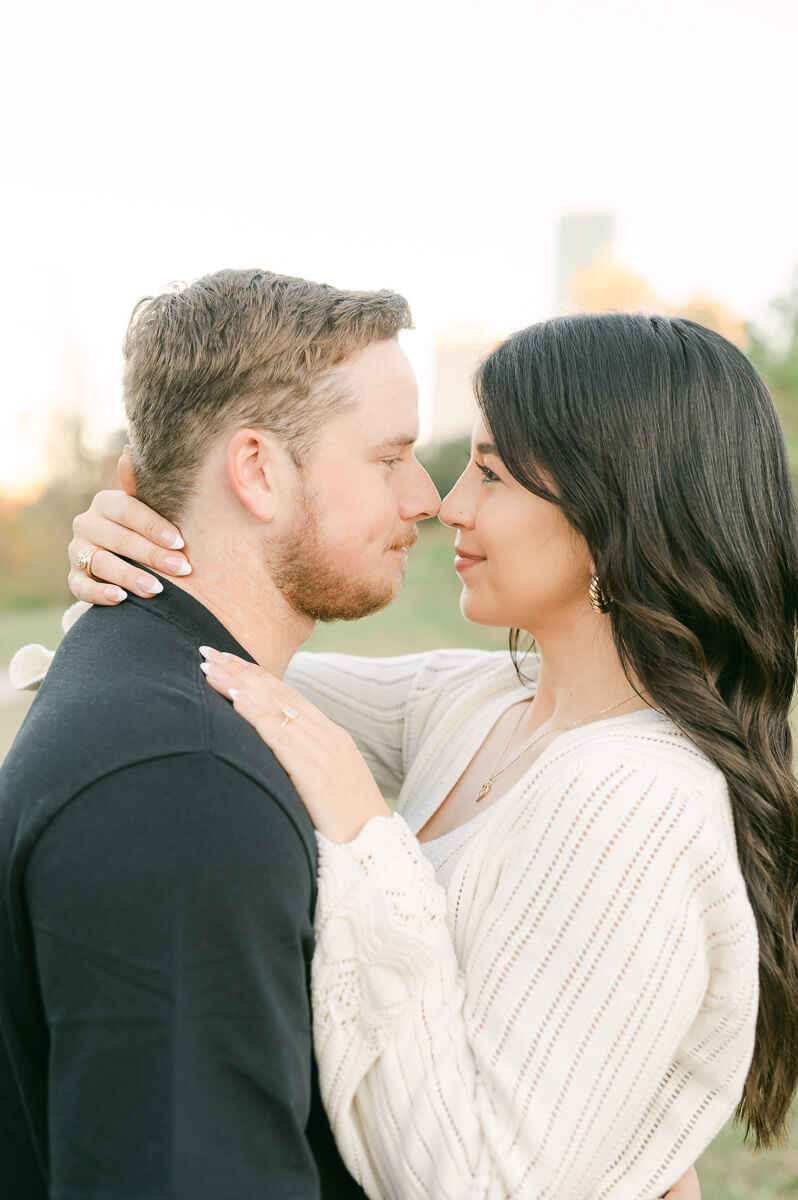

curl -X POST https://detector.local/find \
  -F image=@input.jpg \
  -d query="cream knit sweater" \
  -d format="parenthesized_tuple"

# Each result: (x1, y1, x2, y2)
(12, 633, 759, 1198)
(284, 648, 758, 1200)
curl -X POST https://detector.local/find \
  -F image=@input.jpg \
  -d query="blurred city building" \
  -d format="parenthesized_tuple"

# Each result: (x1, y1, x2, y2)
(569, 246, 662, 313)
(556, 211, 746, 347)
(428, 325, 492, 443)
(556, 213, 614, 311)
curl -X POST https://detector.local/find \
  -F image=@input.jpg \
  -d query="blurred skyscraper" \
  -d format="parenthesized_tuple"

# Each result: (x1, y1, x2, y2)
(556, 213, 614, 311)
(428, 326, 489, 443)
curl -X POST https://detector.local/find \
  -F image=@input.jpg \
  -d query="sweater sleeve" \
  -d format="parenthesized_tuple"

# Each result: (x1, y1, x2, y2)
(284, 650, 506, 796)
(310, 755, 758, 1199)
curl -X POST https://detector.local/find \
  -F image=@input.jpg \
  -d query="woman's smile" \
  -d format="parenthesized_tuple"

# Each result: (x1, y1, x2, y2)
(453, 545, 485, 572)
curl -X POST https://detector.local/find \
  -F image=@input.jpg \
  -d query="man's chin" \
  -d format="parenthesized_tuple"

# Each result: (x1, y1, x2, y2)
(306, 571, 402, 624)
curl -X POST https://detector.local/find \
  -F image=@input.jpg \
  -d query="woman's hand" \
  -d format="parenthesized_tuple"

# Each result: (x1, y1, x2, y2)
(663, 1167, 700, 1199)
(200, 647, 393, 843)
(68, 447, 192, 604)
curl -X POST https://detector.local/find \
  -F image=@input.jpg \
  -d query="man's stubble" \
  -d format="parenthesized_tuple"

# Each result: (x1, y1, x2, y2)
(271, 492, 418, 623)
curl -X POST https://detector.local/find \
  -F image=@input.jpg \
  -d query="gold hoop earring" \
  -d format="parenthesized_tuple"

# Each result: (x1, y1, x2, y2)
(588, 574, 611, 613)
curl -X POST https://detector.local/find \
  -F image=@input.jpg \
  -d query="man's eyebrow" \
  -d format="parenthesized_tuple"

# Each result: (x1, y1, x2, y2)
(476, 441, 498, 455)
(374, 435, 418, 449)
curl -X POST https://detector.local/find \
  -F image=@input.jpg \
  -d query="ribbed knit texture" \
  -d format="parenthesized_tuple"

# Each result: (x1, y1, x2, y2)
(286, 649, 759, 1200)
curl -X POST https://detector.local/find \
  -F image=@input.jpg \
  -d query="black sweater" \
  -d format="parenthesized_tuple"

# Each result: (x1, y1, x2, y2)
(0, 581, 365, 1199)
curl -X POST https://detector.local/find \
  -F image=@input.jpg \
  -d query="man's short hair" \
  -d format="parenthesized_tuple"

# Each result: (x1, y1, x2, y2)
(123, 268, 413, 522)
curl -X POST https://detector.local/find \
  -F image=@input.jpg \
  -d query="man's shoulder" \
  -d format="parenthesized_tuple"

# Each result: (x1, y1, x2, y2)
(6, 600, 213, 773)
(1, 601, 315, 862)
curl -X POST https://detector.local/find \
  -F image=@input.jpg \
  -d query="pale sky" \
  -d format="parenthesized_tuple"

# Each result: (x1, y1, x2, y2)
(2, 0, 796, 496)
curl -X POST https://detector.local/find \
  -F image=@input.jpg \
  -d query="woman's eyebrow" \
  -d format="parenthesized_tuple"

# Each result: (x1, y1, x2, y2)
(476, 441, 498, 455)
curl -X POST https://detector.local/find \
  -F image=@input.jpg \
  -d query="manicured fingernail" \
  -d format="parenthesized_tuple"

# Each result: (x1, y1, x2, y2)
(138, 576, 163, 594)
(228, 688, 239, 700)
(164, 554, 192, 575)
(104, 586, 127, 602)
(199, 646, 218, 660)
(199, 662, 213, 676)
(161, 530, 185, 550)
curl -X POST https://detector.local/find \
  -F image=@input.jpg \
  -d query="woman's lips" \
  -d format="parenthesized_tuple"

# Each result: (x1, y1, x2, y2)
(454, 550, 485, 573)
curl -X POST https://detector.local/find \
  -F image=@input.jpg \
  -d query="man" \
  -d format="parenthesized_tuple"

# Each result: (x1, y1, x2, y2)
(0, 269, 440, 1198)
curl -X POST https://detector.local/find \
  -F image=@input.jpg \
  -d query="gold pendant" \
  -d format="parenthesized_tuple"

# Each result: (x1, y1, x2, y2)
(476, 780, 492, 802)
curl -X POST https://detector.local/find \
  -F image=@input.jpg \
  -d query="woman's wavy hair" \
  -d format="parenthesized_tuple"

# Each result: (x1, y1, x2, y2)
(475, 312, 798, 1147)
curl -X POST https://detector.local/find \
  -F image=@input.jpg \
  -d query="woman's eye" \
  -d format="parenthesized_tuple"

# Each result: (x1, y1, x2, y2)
(476, 462, 499, 483)
(383, 456, 402, 469)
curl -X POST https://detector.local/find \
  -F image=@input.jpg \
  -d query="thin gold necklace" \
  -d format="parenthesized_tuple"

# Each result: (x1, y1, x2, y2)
(475, 694, 638, 802)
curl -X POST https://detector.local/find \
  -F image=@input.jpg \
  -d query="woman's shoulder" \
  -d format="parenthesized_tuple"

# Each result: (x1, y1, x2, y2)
(546, 709, 726, 793)
(521, 710, 740, 867)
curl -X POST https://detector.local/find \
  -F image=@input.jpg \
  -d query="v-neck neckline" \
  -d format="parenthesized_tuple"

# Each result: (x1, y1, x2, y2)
(405, 678, 665, 848)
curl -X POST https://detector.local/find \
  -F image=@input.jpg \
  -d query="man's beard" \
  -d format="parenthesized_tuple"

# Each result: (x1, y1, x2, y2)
(271, 497, 418, 623)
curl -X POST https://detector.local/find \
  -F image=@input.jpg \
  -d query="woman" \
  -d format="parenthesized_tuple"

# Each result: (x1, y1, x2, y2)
(59, 314, 798, 1196)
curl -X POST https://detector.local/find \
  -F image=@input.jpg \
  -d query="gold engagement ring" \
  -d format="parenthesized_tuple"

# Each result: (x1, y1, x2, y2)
(75, 546, 101, 581)
(280, 707, 299, 727)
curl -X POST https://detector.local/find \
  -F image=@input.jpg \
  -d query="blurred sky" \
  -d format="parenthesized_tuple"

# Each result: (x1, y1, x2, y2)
(1, 0, 797, 497)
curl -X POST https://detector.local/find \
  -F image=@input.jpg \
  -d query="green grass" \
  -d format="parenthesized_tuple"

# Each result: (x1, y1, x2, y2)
(1, 527, 797, 1193)
(697, 1109, 798, 1199)
(0, 605, 65, 666)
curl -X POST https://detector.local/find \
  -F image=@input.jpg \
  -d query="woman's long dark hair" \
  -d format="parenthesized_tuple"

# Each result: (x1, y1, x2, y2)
(476, 312, 798, 1147)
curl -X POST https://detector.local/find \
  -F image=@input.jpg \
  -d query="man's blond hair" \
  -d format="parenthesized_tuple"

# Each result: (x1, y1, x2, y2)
(123, 268, 413, 521)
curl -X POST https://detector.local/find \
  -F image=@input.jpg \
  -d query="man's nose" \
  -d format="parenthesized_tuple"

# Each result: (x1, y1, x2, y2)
(402, 461, 440, 521)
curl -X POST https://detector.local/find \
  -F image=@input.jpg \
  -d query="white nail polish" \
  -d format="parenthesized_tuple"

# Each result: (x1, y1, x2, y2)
(228, 688, 239, 700)
(198, 646, 213, 658)
(141, 578, 164, 594)
(177, 562, 192, 576)
(105, 586, 127, 602)
(200, 662, 212, 675)
(169, 533, 185, 550)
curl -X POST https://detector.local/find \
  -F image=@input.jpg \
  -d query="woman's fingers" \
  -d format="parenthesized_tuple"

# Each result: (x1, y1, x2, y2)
(198, 648, 391, 843)
(199, 649, 302, 713)
(68, 490, 192, 604)
(68, 550, 130, 606)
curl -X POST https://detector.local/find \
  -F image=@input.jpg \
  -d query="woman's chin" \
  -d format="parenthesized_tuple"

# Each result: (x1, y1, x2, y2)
(459, 591, 509, 629)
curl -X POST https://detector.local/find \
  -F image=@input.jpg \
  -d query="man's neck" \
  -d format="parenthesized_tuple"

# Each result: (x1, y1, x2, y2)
(162, 554, 314, 677)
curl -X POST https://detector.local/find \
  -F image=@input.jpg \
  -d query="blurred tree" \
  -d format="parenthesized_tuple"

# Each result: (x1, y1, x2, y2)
(0, 421, 124, 609)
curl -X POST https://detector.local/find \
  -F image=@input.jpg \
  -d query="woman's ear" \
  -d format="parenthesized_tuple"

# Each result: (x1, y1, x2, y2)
(225, 428, 295, 524)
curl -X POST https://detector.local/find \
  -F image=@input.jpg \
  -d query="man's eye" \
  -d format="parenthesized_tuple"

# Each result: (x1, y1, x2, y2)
(476, 462, 499, 483)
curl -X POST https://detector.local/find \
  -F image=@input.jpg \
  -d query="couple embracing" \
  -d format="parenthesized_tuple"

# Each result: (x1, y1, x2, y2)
(2, 268, 797, 1199)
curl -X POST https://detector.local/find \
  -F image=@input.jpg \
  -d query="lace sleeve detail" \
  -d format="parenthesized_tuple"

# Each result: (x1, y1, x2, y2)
(313, 814, 448, 1056)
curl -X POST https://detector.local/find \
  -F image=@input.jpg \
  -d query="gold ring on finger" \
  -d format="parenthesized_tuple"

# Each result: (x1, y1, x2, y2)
(75, 546, 102, 581)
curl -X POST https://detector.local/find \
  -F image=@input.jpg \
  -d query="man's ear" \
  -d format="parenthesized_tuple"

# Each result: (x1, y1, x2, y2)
(225, 428, 294, 523)
(117, 446, 137, 496)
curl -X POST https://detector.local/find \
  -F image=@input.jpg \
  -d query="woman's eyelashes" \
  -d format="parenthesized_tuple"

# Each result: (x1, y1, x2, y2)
(476, 461, 500, 483)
